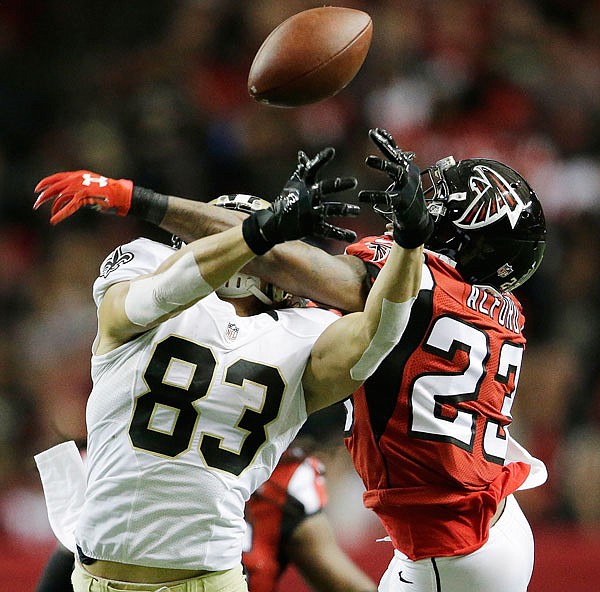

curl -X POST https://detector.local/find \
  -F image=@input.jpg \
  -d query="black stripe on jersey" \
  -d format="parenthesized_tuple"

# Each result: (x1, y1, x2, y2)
(265, 310, 279, 321)
(363, 285, 434, 443)
(431, 557, 441, 591)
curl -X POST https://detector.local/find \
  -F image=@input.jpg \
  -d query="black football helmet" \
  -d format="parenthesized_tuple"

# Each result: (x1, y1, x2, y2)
(419, 156, 546, 292)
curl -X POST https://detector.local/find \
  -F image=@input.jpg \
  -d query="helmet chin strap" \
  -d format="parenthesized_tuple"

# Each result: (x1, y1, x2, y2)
(216, 273, 274, 305)
(247, 284, 274, 305)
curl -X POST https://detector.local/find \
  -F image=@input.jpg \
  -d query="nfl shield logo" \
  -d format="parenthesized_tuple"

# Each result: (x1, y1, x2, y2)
(497, 263, 514, 278)
(225, 322, 239, 341)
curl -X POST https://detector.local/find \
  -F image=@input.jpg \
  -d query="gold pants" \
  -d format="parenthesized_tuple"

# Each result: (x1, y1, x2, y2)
(71, 561, 248, 592)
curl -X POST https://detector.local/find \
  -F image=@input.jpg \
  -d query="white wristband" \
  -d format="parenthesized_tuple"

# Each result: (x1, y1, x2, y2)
(350, 296, 416, 381)
(125, 251, 213, 326)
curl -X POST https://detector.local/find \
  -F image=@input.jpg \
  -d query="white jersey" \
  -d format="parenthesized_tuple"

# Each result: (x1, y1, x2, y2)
(75, 238, 337, 570)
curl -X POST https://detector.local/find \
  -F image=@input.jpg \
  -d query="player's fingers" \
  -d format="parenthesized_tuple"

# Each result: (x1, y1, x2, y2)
(322, 202, 361, 217)
(34, 170, 89, 193)
(317, 221, 357, 242)
(33, 171, 91, 208)
(305, 147, 336, 184)
(317, 176, 357, 196)
(35, 172, 71, 193)
(310, 147, 335, 170)
(49, 193, 107, 224)
(49, 196, 81, 225)
(365, 156, 404, 179)
(358, 190, 392, 204)
(33, 191, 55, 209)
(50, 208, 73, 225)
(295, 151, 309, 177)
(49, 192, 77, 217)
(50, 205, 82, 225)
(369, 128, 400, 162)
(34, 181, 73, 208)
(377, 128, 398, 147)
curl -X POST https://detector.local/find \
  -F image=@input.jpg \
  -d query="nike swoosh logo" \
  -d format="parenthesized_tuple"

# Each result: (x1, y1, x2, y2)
(399, 571, 413, 584)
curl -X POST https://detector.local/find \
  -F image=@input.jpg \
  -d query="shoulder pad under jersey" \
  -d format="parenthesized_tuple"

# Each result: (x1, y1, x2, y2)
(92, 237, 176, 307)
(345, 234, 393, 267)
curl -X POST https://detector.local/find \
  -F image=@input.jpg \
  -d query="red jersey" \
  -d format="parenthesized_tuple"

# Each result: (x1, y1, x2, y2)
(242, 448, 327, 592)
(344, 235, 532, 560)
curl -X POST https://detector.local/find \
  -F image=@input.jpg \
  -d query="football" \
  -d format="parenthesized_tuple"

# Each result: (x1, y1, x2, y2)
(248, 6, 373, 107)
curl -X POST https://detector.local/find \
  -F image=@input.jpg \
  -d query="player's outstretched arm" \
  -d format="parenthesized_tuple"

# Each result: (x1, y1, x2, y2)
(303, 242, 422, 413)
(161, 194, 370, 313)
(303, 131, 433, 413)
(94, 151, 359, 353)
(96, 224, 257, 353)
(34, 158, 369, 312)
(161, 199, 370, 313)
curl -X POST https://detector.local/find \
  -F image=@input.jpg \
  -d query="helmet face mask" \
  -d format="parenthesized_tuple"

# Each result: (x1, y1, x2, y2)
(421, 157, 547, 292)
(209, 194, 289, 305)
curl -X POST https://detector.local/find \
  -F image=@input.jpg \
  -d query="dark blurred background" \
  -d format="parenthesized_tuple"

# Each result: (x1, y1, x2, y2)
(1, 1, 600, 590)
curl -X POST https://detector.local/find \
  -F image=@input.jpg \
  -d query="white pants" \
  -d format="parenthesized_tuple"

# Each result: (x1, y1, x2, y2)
(378, 495, 534, 592)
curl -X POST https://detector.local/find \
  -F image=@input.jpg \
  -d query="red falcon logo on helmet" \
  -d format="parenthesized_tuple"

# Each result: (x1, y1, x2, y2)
(454, 165, 527, 230)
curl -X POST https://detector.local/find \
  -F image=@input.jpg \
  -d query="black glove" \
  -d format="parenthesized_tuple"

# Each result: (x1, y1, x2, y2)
(242, 148, 359, 255)
(358, 128, 433, 249)
(295, 147, 361, 241)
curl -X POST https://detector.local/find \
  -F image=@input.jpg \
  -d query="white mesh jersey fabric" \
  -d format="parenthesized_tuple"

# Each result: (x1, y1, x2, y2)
(77, 238, 338, 570)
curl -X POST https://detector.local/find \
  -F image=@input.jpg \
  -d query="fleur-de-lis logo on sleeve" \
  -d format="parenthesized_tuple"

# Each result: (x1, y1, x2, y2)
(101, 247, 134, 277)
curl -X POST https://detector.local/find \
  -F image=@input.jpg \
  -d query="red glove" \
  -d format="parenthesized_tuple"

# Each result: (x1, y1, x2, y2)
(34, 170, 133, 225)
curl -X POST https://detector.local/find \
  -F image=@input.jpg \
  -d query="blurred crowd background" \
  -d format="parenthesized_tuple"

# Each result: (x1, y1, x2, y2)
(1, 0, 600, 590)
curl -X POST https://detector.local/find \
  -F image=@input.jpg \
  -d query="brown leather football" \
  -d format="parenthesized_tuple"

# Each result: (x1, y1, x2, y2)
(248, 6, 373, 108)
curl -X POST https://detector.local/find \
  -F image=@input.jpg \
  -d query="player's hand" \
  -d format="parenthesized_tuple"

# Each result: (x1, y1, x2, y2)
(294, 146, 336, 186)
(34, 170, 133, 225)
(242, 147, 359, 255)
(358, 128, 433, 249)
